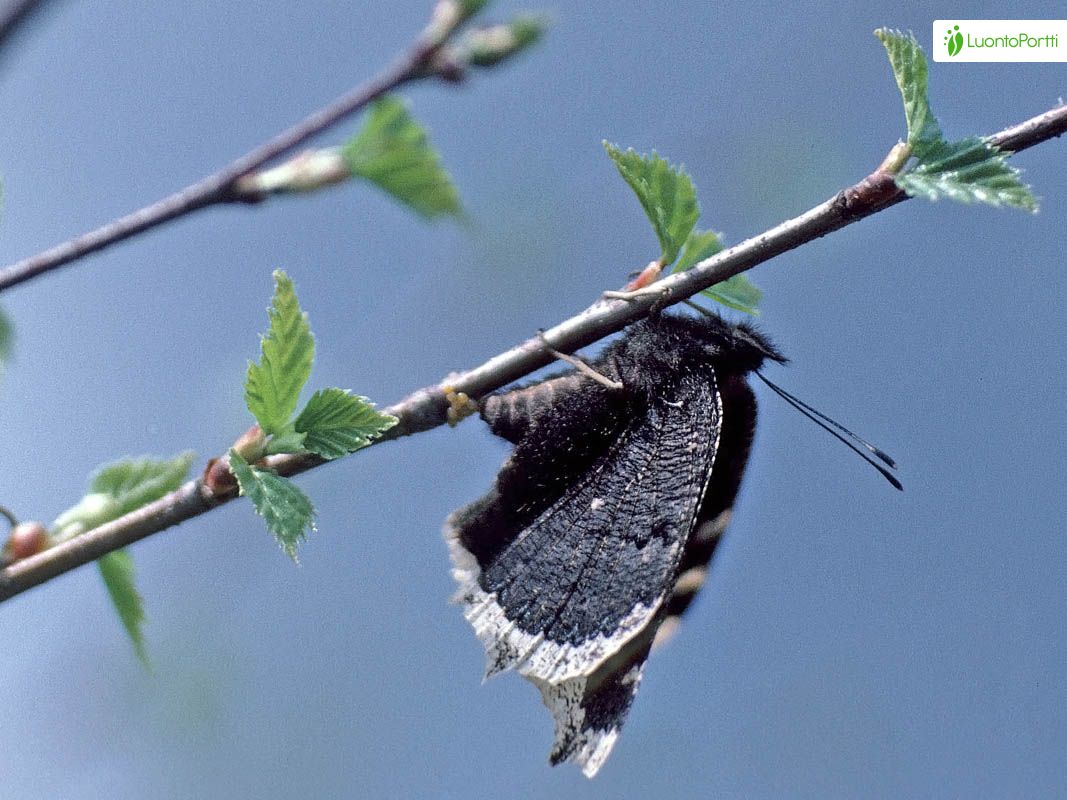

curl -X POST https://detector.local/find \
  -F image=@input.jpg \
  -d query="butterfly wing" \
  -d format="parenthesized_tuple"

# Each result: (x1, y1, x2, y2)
(654, 373, 758, 647)
(446, 368, 722, 776)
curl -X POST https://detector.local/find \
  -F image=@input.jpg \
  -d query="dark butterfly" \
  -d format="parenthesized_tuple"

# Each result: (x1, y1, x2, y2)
(445, 312, 898, 777)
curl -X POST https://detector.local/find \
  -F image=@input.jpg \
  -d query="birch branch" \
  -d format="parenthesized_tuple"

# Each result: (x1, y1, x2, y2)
(0, 0, 514, 293)
(1, 101, 1064, 603)
(0, 0, 50, 53)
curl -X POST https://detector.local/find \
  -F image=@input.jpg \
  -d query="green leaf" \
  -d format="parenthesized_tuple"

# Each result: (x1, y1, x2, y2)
(701, 275, 764, 315)
(874, 30, 1036, 212)
(673, 229, 724, 273)
(90, 452, 194, 516)
(263, 426, 307, 456)
(343, 97, 461, 220)
(464, 15, 547, 67)
(672, 229, 761, 315)
(98, 549, 149, 666)
(55, 454, 187, 662)
(295, 388, 398, 460)
(875, 29, 942, 153)
(244, 270, 315, 435)
(458, 0, 491, 16)
(603, 142, 700, 266)
(0, 306, 13, 364)
(896, 137, 1038, 211)
(229, 450, 316, 561)
(53, 452, 194, 538)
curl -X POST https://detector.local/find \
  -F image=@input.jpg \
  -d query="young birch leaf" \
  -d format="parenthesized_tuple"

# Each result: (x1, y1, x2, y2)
(90, 452, 194, 516)
(603, 142, 699, 266)
(0, 307, 13, 364)
(229, 450, 316, 561)
(343, 97, 461, 219)
(701, 275, 764, 315)
(98, 549, 149, 666)
(53, 453, 193, 665)
(673, 228, 724, 272)
(263, 427, 307, 456)
(53, 452, 195, 539)
(244, 270, 315, 435)
(673, 229, 762, 315)
(294, 388, 399, 460)
(897, 137, 1038, 211)
(874, 30, 1036, 212)
(875, 28, 942, 154)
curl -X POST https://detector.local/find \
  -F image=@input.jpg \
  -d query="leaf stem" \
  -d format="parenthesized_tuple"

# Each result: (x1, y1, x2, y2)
(0, 101, 1064, 603)
(0, 504, 18, 528)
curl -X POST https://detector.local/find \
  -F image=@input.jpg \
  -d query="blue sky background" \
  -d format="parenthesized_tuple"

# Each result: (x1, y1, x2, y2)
(0, 2, 1064, 797)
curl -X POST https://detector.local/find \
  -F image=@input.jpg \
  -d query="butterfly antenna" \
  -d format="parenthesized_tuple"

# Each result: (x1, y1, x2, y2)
(755, 372, 902, 491)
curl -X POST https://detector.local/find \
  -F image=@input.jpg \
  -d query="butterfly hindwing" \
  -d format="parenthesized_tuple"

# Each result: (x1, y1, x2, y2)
(654, 373, 758, 647)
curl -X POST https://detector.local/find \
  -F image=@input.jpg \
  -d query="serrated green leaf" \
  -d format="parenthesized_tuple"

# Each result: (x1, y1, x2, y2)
(701, 275, 763, 316)
(0, 306, 13, 364)
(294, 388, 398, 460)
(263, 427, 307, 456)
(874, 30, 1036, 212)
(229, 450, 315, 561)
(875, 28, 942, 153)
(896, 137, 1038, 211)
(673, 229, 725, 273)
(54, 452, 194, 538)
(343, 97, 461, 220)
(603, 142, 699, 266)
(90, 452, 194, 516)
(244, 270, 315, 435)
(98, 549, 149, 666)
(672, 230, 761, 315)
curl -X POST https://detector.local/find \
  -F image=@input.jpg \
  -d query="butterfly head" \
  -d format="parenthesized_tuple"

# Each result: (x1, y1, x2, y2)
(621, 312, 786, 390)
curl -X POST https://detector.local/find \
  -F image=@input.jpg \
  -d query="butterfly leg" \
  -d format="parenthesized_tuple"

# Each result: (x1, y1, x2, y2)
(536, 332, 622, 391)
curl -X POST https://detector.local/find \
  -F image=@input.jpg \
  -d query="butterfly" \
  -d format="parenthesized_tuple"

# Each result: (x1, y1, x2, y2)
(445, 311, 899, 777)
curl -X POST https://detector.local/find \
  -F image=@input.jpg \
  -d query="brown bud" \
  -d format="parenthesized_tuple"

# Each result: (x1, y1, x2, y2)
(233, 424, 267, 462)
(3, 521, 50, 565)
(202, 456, 237, 496)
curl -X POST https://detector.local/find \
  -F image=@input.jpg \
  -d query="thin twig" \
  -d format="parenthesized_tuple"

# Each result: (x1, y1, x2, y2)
(0, 504, 18, 528)
(0, 7, 451, 293)
(1, 102, 1065, 603)
(0, 0, 51, 53)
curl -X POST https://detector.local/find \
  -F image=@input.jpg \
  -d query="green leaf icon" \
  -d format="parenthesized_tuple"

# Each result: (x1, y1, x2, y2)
(229, 450, 316, 562)
(343, 96, 462, 220)
(945, 25, 964, 57)
(603, 142, 699, 267)
(244, 270, 315, 436)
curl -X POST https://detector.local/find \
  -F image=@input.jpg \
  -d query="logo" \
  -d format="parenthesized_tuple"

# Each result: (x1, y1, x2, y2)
(933, 20, 1067, 62)
(944, 24, 964, 56)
